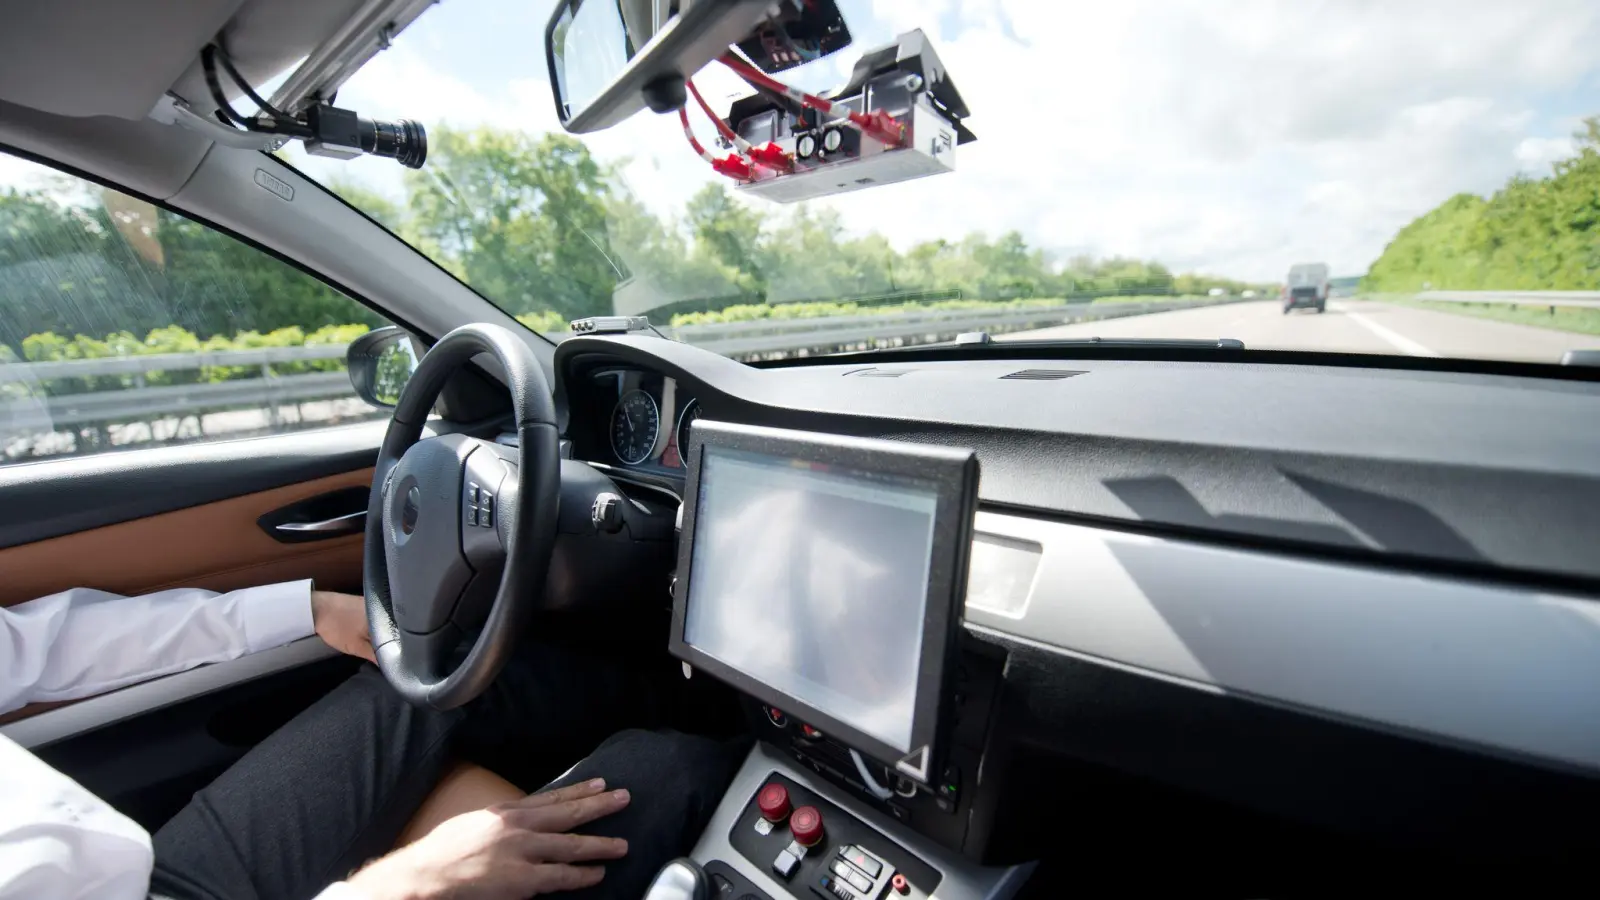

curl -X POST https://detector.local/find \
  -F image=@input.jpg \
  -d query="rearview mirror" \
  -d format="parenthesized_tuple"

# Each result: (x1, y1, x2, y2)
(545, 0, 777, 133)
(346, 326, 420, 408)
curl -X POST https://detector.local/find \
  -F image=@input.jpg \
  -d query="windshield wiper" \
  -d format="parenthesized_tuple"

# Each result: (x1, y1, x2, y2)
(950, 333, 1246, 350)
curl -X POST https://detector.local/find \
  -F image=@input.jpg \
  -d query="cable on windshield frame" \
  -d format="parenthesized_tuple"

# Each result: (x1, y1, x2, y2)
(717, 53, 905, 148)
(678, 106, 753, 181)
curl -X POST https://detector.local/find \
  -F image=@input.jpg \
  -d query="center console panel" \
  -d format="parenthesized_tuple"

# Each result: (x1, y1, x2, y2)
(745, 643, 1008, 861)
(691, 743, 1032, 900)
(727, 773, 941, 900)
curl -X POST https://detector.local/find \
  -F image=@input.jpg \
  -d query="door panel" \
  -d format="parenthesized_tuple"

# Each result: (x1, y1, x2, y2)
(0, 420, 388, 549)
(0, 464, 373, 607)
(0, 425, 385, 728)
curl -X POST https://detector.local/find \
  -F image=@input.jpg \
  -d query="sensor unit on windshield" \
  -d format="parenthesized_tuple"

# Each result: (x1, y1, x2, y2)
(721, 29, 975, 203)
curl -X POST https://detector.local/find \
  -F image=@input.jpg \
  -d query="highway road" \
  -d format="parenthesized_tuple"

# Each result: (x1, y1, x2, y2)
(1002, 299, 1595, 365)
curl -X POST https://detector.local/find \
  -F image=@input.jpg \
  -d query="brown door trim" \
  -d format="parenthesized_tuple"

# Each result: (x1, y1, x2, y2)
(0, 467, 374, 608)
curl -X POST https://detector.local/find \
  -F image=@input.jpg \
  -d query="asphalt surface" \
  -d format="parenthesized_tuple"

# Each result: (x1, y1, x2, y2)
(1001, 299, 1596, 364)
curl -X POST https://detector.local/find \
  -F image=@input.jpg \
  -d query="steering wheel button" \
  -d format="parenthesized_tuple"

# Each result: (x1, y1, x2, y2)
(468, 483, 479, 502)
(757, 783, 790, 822)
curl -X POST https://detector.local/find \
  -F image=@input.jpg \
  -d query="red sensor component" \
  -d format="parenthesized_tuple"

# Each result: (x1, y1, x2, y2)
(747, 141, 793, 171)
(859, 110, 906, 147)
(711, 154, 754, 180)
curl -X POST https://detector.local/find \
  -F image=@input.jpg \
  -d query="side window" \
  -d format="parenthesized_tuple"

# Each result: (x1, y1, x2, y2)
(1, 153, 398, 466)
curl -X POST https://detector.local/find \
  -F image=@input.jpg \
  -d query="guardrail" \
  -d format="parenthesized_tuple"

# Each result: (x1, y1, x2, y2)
(1413, 291, 1600, 309)
(7, 373, 356, 430)
(2, 345, 362, 452)
(3, 296, 1238, 449)
(657, 296, 1239, 357)
(0, 343, 350, 385)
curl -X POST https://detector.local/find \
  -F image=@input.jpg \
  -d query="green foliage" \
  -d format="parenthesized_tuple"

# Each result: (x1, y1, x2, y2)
(10, 323, 372, 395)
(372, 342, 416, 406)
(0, 185, 381, 358)
(1386, 298, 1600, 336)
(515, 311, 568, 333)
(666, 295, 1209, 327)
(1365, 116, 1600, 292)
(404, 128, 618, 321)
(1, 123, 1270, 361)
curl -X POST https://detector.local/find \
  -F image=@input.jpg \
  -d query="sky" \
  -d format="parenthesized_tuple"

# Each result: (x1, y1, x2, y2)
(12, 0, 1600, 283)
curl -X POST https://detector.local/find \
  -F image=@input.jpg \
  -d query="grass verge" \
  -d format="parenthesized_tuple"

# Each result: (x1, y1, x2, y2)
(1381, 297, 1600, 337)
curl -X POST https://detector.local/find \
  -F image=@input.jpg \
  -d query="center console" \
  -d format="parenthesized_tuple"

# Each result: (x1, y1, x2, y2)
(685, 743, 1031, 900)
(663, 422, 1031, 900)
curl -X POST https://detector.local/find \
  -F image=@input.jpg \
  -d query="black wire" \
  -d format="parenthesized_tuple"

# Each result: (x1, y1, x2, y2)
(201, 43, 312, 139)
(201, 45, 253, 128)
(211, 43, 291, 121)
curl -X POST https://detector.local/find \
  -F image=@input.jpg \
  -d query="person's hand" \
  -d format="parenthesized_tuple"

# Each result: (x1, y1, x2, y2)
(343, 778, 631, 900)
(311, 590, 377, 663)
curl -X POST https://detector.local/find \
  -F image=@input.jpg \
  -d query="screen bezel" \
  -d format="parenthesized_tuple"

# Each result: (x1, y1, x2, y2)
(668, 420, 979, 782)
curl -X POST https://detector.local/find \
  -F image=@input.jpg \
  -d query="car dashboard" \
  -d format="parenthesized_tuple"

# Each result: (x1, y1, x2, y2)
(550, 333, 1600, 891)
(566, 366, 704, 476)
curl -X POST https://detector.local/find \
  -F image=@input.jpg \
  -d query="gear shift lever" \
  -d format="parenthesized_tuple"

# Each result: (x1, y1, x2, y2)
(642, 858, 709, 900)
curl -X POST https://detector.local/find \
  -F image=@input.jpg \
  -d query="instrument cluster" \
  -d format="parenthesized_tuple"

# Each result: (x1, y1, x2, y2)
(588, 368, 701, 471)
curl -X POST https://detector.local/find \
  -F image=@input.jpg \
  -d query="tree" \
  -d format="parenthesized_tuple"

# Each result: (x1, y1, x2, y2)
(327, 179, 406, 234)
(404, 127, 620, 319)
(1365, 114, 1600, 292)
(685, 183, 765, 300)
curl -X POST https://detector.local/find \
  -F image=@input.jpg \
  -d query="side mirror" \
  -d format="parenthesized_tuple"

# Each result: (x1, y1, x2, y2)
(545, 0, 776, 133)
(346, 326, 420, 409)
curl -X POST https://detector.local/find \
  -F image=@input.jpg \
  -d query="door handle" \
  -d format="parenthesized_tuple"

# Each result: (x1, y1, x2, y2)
(258, 485, 372, 543)
(274, 510, 365, 536)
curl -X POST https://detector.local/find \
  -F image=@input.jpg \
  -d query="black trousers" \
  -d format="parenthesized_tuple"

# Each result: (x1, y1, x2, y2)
(148, 643, 747, 900)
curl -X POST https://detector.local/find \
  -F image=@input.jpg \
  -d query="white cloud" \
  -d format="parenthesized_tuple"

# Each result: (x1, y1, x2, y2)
(284, 0, 1600, 282)
(1515, 135, 1579, 173)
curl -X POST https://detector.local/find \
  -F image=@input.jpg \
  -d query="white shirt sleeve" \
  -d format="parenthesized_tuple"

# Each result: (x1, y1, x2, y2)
(0, 580, 315, 716)
(0, 734, 153, 900)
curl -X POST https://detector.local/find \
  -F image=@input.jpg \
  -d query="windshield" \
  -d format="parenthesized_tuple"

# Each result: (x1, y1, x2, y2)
(284, 0, 1600, 365)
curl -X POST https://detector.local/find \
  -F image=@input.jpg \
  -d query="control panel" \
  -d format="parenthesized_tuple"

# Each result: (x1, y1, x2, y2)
(726, 772, 941, 900)
(745, 648, 1005, 861)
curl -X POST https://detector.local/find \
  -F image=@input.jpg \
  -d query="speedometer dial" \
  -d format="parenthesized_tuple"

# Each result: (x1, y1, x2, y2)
(676, 399, 702, 458)
(610, 389, 660, 465)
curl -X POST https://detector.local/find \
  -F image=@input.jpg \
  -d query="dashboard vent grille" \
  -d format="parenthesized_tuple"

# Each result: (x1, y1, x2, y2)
(849, 368, 911, 377)
(1001, 369, 1086, 381)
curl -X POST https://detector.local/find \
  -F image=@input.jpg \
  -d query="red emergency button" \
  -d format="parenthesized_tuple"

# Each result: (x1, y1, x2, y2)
(757, 783, 791, 822)
(892, 873, 910, 894)
(790, 805, 824, 846)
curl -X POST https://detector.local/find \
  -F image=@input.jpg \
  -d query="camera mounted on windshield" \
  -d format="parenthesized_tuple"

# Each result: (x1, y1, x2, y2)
(545, 0, 975, 202)
(148, 40, 429, 169)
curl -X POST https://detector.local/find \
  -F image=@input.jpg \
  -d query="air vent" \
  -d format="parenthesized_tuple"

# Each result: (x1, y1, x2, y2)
(1000, 369, 1086, 381)
(847, 367, 911, 377)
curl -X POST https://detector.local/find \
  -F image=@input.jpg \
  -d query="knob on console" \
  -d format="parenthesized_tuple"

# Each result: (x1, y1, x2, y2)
(757, 783, 790, 822)
(789, 805, 823, 846)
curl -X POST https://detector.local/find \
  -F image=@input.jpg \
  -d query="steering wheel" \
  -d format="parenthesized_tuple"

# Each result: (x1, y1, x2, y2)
(363, 323, 560, 709)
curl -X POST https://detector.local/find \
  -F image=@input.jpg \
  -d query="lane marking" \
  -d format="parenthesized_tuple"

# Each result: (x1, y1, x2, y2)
(1337, 305, 1440, 357)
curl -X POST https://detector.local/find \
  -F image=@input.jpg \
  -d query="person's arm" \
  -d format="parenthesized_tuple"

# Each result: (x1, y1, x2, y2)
(0, 580, 361, 716)
(0, 734, 153, 900)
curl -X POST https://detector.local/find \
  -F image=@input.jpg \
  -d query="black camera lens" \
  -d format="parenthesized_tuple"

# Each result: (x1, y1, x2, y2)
(358, 118, 428, 169)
